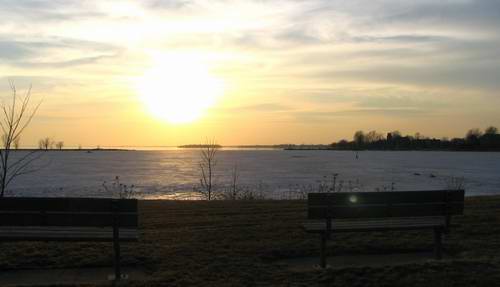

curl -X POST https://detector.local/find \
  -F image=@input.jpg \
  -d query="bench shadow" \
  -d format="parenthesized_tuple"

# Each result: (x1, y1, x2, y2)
(0, 266, 149, 286)
(274, 251, 453, 272)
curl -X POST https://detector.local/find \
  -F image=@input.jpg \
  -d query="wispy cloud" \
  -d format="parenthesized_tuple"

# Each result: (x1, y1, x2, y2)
(0, 0, 499, 144)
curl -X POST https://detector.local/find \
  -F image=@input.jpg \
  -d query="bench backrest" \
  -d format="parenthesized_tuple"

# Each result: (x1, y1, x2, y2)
(308, 190, 464, 220)
(0, 197, 138, 228)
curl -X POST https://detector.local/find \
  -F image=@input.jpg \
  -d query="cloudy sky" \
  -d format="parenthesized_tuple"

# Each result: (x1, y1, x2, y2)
(1, 0, 499, 146)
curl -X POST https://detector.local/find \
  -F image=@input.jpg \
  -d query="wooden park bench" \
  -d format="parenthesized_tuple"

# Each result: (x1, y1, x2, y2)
(303, 190, 464, 268)
(0, 197, 139, 281)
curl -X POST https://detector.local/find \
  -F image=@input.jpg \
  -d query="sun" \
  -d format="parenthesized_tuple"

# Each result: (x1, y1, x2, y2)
(136, 54, 223, 124)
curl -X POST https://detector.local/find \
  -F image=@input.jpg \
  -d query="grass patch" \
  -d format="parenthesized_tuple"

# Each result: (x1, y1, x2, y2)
(1, 196, 500, 286)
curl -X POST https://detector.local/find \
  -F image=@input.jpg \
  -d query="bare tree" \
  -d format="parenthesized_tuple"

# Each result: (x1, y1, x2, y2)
(198, 139, 219, 200)
(38, 137, 53, 150)
(353, 130, 365, 147)
(0, 82, 42, 197)
(485, 126, 498, 135)
(465, 128, 482, 144)
(55, 141, 64, 150)
(365, 130, 383, 143)
(389, 130, 402, 139)
(13, 137, 20, 149)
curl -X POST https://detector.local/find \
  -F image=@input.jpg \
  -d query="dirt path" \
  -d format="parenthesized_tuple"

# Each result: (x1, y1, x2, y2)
(0, 267, 148, 286)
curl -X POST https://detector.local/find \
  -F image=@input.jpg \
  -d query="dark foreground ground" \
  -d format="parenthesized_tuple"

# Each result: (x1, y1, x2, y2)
(1, 196, 499, 286)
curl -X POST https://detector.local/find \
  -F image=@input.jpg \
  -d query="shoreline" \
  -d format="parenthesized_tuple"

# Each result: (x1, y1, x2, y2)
(8, 148, 136, 152)
(8, 148, 500, 152)
(284, 148, 500, 152)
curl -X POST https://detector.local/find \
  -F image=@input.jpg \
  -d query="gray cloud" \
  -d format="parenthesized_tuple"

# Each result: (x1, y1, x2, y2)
(312, 61, 500, 91)
(15, 54, 118, 68)
(234, 103, 292, 112)
(350, 35, 454, 44)
(215, 103, 293, 114)
(0, 37, 122, 67)
(292, 108, 430, 124)
(143, 0, 192, 10)
(0, 41, 31, 60)
(0, 76, 60, 90)
(377, 0, 500, 31)
(1, 0, 499, 122)
(0, 0, 103, 23)
(355, 95, 445, 110)
(276, 27, 324, 44)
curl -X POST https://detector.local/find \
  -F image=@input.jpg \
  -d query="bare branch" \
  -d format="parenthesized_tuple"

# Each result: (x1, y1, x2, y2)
(5, 152, 47, 188)
(196, 138, 219, 200)
(0, 82, 42, 196)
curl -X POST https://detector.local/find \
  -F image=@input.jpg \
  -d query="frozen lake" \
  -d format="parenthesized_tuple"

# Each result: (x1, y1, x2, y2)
(7, 149, 500, 199)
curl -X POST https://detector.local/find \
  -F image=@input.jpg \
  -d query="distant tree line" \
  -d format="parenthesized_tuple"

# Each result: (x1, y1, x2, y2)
(179, 144, 223, 149)
(37, 137, 64, 150)
(331, 126, 500, 151)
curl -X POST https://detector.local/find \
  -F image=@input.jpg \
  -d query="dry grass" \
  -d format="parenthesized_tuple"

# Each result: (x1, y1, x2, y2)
(1, 196, 500, 286)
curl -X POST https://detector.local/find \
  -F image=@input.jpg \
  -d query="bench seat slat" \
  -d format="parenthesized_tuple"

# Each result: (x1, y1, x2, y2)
(303, 216, 446, 233)
(0, 226, 138, 242)
(0, 211, 138, 215)
(308, 190, 465, 205)
(0, 197, 139, 228)
(0, 197, 137, 212)
(308, 190, 465, 219)
(308, 203, 463, 219)
(0, 213, 138, 227)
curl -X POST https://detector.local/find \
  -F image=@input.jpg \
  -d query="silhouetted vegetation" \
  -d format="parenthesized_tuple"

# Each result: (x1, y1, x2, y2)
(38, 137, 53, 150)
(193, 139, 219, 200)
(0, 82, 42, 197)
(179, 144, 223, 148)
(330, 126, 500, 151)
(102, 175, 136, 199)
(181, 144, 297, 149)
(55, 141, 64, 150)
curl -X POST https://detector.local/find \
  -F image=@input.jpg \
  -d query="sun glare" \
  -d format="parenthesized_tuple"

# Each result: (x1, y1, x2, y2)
(136, 54, 223, 124)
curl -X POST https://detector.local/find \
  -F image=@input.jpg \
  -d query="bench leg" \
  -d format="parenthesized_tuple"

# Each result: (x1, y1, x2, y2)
(434, 228, 442, 260)
(113, 224, 121, 281)
(320, 233, 327, 268)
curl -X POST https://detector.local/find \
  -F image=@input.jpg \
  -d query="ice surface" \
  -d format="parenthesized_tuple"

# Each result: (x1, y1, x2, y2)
(7, 150, 500, 198)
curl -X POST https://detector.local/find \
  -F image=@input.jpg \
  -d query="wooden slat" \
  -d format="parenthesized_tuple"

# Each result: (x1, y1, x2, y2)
(307, 190, 464, 219)
(0, 197, 137, 212)
(0, 198, 138, 227)
(308, 190, 464, 205)
(0, 212, 138, 227)
(303, 216, 446, 233)
(0, 226, 138, 242)
(308, 202, 463, 219)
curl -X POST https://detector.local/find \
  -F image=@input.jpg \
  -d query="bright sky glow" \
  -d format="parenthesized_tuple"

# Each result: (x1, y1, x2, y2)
(136, 54, 223, 124)
(0, 0, 499, 146)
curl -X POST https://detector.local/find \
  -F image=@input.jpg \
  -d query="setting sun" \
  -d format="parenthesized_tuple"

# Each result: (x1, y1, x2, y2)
(136, 54, 223, 124)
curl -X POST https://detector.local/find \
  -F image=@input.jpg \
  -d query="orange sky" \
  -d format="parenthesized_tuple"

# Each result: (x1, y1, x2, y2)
(1, 1, 499, 146)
